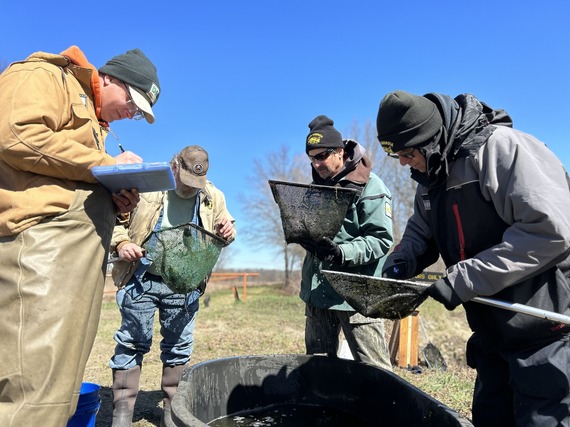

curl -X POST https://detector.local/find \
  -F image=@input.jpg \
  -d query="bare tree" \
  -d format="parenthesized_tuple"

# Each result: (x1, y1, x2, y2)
(344, 120, 446, 272)
(213, 242, 235, 271)
(239, 145, 309, 291)
(343, 119, 416, 242)
(240, 119, 429, 283)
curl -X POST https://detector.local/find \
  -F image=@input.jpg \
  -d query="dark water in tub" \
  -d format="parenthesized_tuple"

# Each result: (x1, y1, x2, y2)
(207, 402, 376, 427)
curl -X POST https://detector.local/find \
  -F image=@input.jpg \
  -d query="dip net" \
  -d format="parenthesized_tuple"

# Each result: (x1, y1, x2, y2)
(268, 180, 358, 244)
(143, 223, 228, 294)
(322, 270, 429, 320)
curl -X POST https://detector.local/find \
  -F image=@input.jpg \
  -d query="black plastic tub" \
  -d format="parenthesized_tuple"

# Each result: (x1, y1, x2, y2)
(171, 354, 473, 426)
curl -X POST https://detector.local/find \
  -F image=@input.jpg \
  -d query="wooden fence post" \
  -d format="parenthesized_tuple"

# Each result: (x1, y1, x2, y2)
(389, 312, 419, 368)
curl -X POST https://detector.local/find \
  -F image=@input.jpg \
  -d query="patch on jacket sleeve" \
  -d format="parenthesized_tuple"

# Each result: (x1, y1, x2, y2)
(421, 193, 431, 211)
(385, 201, 392, 219)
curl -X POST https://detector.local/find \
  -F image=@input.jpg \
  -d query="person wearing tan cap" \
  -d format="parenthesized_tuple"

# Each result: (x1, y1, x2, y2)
(0, 46, 160, 426)
(108, 145, 236, 427)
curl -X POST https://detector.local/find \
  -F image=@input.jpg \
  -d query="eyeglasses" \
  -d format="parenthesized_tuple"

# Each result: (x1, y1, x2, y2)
(308, 148, 335, 163)
(388, 148, 416, 159)
(122, 83, 145, 121)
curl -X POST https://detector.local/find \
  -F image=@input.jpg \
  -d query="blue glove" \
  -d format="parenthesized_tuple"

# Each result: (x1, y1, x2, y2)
(382, 259, 409, 279)
(424, 278, 462, 311)
(314, 237, 343, 265)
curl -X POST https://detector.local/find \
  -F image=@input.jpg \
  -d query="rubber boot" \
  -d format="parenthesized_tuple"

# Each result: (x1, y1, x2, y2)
(111, 365, 141, 427)
(160, 364, 187, 427)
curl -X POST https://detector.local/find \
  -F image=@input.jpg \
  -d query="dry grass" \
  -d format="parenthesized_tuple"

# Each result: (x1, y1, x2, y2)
(83, 282, 475, 426)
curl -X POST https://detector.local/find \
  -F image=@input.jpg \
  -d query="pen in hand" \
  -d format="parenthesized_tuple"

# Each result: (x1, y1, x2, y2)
(114, 144, 142, 164)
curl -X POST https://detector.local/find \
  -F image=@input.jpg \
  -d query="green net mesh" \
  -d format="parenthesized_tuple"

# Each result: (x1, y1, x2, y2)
(143, 223, 228, 294)
(269, 180, 358, 244)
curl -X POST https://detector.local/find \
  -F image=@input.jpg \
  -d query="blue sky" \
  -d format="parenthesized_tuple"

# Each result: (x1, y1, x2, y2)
(3, 1, 569, 269)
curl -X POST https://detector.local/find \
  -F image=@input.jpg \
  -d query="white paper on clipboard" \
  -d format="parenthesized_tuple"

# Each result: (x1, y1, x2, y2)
(92, 162, 176, 193)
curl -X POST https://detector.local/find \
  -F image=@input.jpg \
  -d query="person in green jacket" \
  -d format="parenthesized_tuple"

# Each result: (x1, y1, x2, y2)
(0, 46, 160, 427)
(299, 115, 394, 370)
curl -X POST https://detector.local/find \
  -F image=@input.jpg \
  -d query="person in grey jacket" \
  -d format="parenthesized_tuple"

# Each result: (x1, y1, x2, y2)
(109, 145, 236, 427)
(377, 90, 570, 427)
(299, 115, 394, 370)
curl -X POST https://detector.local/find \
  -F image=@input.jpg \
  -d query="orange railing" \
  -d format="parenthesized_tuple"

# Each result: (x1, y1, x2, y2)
(209, 272, 259, 302)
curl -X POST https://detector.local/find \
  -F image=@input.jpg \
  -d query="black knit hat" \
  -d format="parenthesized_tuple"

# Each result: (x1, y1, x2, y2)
(376, 90, 442, 154)
(99, 48, 160, 124)
(306, 115, 345, 154)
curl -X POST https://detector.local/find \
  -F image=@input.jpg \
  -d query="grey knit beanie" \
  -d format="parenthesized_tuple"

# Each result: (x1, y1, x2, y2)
(99, 48, 160, 124)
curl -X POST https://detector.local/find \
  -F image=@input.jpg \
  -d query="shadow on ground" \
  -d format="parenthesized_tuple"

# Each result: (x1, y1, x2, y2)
(95, 386, 163, 426)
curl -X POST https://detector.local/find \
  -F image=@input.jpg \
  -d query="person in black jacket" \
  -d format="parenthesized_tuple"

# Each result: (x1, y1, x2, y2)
(376, 90, 570, 427)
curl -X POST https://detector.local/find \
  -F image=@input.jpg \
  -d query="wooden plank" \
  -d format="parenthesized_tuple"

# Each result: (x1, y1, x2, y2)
(397, 313, 419, 368)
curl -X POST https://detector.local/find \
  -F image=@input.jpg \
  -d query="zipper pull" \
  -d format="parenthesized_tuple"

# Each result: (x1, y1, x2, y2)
(92, 128, 100, 150)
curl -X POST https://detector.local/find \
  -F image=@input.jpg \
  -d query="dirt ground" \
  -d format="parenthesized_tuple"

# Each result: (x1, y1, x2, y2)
(87, 277, 307, 427)
(86, 276, 473, 426)
(91, 277, 165, 426)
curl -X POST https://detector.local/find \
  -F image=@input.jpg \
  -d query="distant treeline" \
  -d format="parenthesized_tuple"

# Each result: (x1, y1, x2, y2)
(214, 268, 294, 284)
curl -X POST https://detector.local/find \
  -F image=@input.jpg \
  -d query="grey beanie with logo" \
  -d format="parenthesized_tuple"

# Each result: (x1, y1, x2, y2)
(99, 48, 160, 124)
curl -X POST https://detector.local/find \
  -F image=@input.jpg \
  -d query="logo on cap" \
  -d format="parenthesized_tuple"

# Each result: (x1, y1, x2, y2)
(192, 162, 206, 176)
(180, 157, 206, 176)
(147, 83, 160, 105)
(380, 141, 394, 153)
(307, 133, 323, 145)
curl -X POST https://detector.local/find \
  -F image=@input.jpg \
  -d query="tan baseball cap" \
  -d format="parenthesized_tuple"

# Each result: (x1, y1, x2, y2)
(177, 146, 209, 189)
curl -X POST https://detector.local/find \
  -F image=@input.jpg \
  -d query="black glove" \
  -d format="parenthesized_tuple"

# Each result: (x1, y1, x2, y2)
(314, 237, 343, 265)
(382, 259, 408, 279)
(298, 237, 318, 254)
(424, 278, 462, 311)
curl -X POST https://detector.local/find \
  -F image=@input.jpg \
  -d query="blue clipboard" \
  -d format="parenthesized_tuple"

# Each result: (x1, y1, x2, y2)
(92, 162, 176, 193)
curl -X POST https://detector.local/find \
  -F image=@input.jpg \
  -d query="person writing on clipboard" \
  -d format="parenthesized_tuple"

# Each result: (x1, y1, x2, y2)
(0, 46, 160, 427)
(108, 145, 236, 427)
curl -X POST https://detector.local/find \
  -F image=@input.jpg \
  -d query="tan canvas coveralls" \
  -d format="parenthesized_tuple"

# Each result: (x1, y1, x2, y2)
(0, 48, 117, 426)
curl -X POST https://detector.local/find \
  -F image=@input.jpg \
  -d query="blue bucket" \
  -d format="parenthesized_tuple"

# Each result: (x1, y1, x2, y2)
(67, 382, 101, 427)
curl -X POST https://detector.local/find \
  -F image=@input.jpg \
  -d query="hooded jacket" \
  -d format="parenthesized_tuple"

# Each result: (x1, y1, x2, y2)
(387, 93, 570, 349)
(0, 46, 116, 236)
(300, 140, 394, 310)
